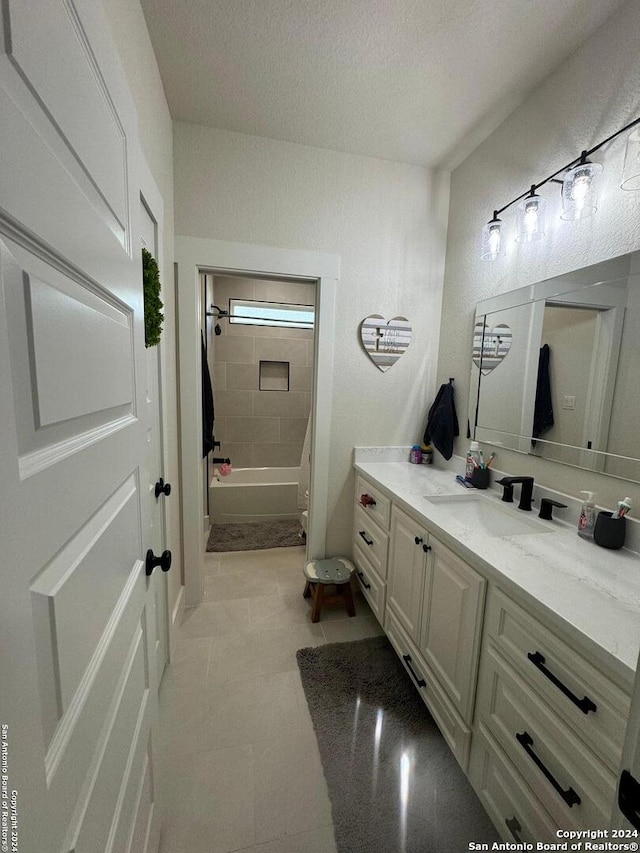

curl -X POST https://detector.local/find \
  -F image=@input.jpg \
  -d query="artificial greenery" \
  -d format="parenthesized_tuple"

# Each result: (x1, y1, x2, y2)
(142, 247, 164, 347)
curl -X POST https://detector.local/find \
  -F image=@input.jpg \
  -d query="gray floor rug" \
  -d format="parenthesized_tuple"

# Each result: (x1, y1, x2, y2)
(296, 636, 499, 853)
(206, 518, 303, 552)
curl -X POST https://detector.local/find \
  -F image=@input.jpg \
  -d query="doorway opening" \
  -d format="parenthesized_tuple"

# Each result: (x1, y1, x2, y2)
(201, 271, 315, 556)
(176, 236, 340, 608)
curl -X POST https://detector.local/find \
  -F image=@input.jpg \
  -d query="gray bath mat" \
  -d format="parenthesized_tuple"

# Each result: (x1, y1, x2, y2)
(296, 636, 499, 853)
(206, 518, 303, 552)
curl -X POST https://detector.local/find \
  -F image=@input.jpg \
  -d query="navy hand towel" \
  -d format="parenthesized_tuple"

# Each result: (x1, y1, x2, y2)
(423, 382, 459, 460)
(532, 343, 554, 439)
(202, 334, 215, 458)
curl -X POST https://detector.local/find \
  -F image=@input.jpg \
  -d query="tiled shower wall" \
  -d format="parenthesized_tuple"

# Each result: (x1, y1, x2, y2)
(207, 275, 314, 469)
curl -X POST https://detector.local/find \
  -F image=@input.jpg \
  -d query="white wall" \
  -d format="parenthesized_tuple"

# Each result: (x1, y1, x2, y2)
(101, 0, 181, 622)
(439, 0, 640, 512)
(174, 123, 450, 554)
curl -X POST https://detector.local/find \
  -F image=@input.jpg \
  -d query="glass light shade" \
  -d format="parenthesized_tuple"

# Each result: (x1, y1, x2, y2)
(621, 129, 640, 191)
(515, 193, 547, 243)
(480, 217, 502, 260)
(561, 161, 602, 220)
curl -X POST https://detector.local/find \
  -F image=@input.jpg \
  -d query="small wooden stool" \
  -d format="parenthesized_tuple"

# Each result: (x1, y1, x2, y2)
(303, 557, 356, 623)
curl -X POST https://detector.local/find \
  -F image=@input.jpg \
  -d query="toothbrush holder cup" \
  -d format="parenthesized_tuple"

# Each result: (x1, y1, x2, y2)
(470, 468, 491, 490)
(593, 511, 626, 550)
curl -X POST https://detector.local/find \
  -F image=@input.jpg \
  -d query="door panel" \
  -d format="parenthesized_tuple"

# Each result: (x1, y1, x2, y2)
(28, 275, 133, 425)
(71, 627, 149, 852)
(0, 2, 162, 851)
(2, 0, 128, 242)
(30, 475, 140, 745)
(2, 239, 135, 470)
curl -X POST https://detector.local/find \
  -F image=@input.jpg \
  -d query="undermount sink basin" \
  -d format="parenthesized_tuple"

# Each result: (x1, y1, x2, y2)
(424, 493, 551, 537)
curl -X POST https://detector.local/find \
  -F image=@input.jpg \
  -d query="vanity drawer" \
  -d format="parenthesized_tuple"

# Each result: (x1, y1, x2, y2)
(355, 474, 391, 530)
(353, 545, 386, 624)
(475, 644, 616, 830)
(385, 608, 471, 770)
(469, 724, 558, 844)
(353, 505, 389, 579)
(485, 587, 630, 773)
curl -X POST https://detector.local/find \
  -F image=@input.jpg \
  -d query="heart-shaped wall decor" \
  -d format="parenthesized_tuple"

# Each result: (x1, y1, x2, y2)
(360, 315, 411, 372)
(472, 321, 512, 375)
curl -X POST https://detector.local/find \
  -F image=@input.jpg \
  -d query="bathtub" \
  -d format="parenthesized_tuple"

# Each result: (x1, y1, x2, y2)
(210, 466, 301, 524)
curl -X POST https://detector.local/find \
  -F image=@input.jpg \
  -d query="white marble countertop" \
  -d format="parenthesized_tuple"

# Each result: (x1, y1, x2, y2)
(354, 448, 640, 690)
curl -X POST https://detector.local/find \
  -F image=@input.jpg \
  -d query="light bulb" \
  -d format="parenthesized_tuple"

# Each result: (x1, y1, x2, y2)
(523, 200, 539, 233)
(572, 172, 590, 203)
(488, 225, 501, 255)
(516, 192, 546, 243)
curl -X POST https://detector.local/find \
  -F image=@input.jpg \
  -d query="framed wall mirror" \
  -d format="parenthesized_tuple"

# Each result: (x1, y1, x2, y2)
(468, 250, 640, 483)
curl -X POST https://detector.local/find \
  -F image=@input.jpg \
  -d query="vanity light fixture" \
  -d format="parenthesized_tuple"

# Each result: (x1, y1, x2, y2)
(480, 115, 640, 260)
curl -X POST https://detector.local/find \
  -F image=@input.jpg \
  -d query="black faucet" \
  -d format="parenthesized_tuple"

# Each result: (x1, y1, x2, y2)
(496, 476, 535, 511)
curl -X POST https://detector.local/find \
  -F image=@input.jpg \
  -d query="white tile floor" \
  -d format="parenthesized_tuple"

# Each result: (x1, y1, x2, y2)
(157, 545, 384, 853)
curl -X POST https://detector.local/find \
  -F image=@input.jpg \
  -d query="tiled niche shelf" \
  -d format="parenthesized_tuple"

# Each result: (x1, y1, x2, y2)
(259, 360, 290, 392)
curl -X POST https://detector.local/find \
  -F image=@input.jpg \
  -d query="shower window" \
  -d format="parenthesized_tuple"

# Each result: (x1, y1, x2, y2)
(229, 299, 314, 330)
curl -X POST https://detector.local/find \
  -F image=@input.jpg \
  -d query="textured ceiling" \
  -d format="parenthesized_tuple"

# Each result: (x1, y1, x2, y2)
(140, 0, 626, 167)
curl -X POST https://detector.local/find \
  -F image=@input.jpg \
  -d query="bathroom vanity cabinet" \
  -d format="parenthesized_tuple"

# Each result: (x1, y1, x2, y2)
(354, 477, 485, 767)
(352, 457, 639, 841)
(385, 506, 486, 766)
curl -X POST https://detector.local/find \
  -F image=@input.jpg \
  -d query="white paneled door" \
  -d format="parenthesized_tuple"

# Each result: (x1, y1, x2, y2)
(0, 3, 163, 852)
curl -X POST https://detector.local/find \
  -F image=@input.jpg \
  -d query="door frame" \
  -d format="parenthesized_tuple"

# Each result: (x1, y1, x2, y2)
(137, 152, 175, 660)
(176, 236, 340, 606)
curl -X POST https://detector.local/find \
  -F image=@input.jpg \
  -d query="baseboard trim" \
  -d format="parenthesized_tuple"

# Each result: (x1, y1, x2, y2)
(169, 585, 185, 660)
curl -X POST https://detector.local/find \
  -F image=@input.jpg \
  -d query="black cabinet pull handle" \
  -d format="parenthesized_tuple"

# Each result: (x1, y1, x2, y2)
(145, 549, 172, 576)
(359, 530, 374, 546)
(360, 494, 376, 507)
(527, 651, 596, 714)
(357, 571, 371, 590)
(414, 536, 423, 545)
(155, 478, 172, 498)
(422, 543, 431, 553)
(516, 731, 580, 807)
(402, 654, 426, 688)
(505, 817, 523, 842)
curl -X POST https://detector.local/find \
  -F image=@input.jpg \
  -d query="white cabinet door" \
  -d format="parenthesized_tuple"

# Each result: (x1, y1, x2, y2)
(418, 536, 486, 722)
(387, 507, 429, 640)
(0, 3, 162, 851)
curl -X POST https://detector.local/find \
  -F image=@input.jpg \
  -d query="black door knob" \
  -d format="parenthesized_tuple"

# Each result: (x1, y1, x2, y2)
(155, 478, 172, 498)
(146, 549, 172, 576)
(414, 536, 423, 545)
(422, 543, 431, 553)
